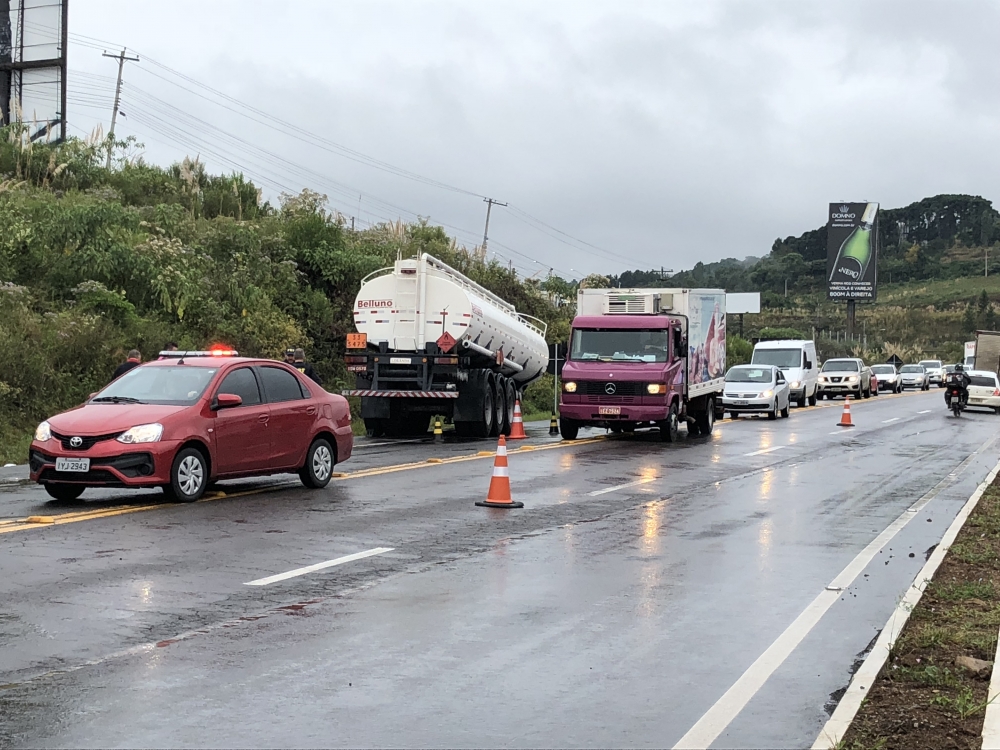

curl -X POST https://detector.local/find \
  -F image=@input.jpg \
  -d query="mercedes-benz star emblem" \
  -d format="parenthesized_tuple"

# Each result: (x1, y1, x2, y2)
(69, 436, 83, 448)
(604, 382, 617, 395)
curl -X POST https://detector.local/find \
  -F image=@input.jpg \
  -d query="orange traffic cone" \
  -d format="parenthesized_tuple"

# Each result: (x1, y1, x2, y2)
(508, 399, 528, 440)
(838, 396, 854, 427)
(476, 435, 524, 508)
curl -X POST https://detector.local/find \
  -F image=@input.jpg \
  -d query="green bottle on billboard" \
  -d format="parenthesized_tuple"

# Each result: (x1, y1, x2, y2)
(829, 203, 878, 285)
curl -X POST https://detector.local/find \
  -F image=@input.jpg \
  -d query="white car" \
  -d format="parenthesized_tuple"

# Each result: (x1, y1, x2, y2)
(918, 359, 945, 387)
(963, 370, 1000, 414)
(723, 365, 791, 420)
(871, 364, 902, 394)
(899, 364, 930, 390)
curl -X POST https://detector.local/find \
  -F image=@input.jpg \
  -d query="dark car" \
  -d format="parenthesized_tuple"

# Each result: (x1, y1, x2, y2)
(29, 350, 353, 503)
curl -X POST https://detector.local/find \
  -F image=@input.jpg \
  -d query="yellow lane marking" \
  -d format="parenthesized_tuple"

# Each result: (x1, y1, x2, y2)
(0, 438, 607, 534)
(0, 391, 932, 535)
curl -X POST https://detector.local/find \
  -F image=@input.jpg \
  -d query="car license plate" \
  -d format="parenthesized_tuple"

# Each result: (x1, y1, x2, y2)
(971, 398, 984, 404)
(389, 357, 410, 364)
(598, 406, 621, 415)
(55, 457, 90, 473)
(734, 400, 749, 405)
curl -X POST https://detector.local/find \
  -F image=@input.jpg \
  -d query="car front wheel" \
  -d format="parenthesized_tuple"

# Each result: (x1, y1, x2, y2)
(165, 447, 208, 503)
(300, 438, 335, 489)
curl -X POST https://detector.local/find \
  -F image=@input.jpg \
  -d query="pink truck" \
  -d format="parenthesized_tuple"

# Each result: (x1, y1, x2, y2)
(559, 288, 726, 441)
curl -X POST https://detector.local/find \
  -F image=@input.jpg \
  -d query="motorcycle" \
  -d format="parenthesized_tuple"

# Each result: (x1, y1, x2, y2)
(945, 383, 966, 417)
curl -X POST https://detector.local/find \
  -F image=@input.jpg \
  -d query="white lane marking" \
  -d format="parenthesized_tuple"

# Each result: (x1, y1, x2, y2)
(673, 436, 997, 750)
(743, 446, 786, 457)
(355, 439, 423, 449)
(882, 417, 900, 424)
(816, 444, 1000, 749)
(918, 410, 932, 414)
(244, 547, 394, 586)
(587, 477, 657, 496)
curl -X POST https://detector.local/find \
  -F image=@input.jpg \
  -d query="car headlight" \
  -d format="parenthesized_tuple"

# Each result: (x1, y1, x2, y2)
(116, 423, 163, 444)
(647, 383, 666, 394)
(819, 376, 828, 382)
(761, 389, 773, 399)
(790, 381, 801, 389)
(847, 376, 859, 383)
(34, 421, 52, 442)
(563, 381, 577, 393)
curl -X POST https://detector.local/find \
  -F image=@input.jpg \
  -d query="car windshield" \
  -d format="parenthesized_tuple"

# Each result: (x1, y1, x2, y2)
(872, 365, 896, 374)
(919, 360, 942, 369)
(570, 329, 669, 363)
(726, 367, 773, 384)
(94, 365, 219, 405)
(822, 360, 859, 372)
(751, 348, 801, 368)
(900, 365, 924, 373)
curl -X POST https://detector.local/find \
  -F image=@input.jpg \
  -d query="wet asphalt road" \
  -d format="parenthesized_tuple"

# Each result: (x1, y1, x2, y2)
(2, 392, 999, 748)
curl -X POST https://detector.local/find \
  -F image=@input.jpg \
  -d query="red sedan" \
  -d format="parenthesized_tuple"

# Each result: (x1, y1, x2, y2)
(29, 351, 353, 503)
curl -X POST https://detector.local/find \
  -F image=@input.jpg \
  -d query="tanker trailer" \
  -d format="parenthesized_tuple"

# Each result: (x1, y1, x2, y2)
(343, 254, 549, 438)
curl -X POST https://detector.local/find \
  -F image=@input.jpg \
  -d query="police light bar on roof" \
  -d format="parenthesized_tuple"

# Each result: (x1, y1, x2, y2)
(158, 350, 239, 358)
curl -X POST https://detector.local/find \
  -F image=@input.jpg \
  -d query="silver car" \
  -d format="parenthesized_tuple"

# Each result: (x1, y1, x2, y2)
(871, 364, 902, 394)
(918, 359, 945, 387)
(899, 364, 930, 390)
(817, 358, 874, 399)
(723, 365, 791, 420)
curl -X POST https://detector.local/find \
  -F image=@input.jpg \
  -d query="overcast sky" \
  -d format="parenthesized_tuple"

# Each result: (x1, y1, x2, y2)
(57, 0, 1000, 277)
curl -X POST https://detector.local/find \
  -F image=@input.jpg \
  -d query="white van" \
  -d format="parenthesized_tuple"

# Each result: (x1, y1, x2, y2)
(750, 340, 819, 407)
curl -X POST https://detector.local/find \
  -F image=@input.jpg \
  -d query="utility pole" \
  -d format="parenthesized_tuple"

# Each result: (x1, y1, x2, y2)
(987, 247, 989, 278)
(102, 48, 139, 169)
(482, 197, 507, 252)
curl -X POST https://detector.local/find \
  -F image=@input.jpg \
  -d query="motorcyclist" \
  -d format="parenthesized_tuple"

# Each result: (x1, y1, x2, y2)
(945, 363, 971, 408)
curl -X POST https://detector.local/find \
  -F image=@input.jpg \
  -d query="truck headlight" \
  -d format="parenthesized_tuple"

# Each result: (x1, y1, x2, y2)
(819, 376, 828, 383)
(847, 376, 859, 383)
(34, 421, 52, 442)
(647, 383, 666, 394)
(116, 423, 163, 444)
(790, 381, 801, 389)
(563, 381, 577, 393)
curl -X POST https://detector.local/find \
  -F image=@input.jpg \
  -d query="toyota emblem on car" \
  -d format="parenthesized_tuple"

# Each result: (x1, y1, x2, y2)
(70, 436, 83, 448)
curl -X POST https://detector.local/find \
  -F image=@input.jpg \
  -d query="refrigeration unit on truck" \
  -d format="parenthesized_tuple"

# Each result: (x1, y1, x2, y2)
(559, 288, 726, 442)
(342, 254, 549, 438)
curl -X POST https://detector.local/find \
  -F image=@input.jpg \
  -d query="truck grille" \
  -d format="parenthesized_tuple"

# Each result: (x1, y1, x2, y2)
(578, 381, 642, 396)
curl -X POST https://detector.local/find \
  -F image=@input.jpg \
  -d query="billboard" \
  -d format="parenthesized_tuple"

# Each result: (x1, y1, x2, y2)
(1, 0, 67, 141)
(827, 202, 879, 301)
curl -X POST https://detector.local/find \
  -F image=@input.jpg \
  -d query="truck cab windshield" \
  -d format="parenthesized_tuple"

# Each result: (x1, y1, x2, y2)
(571, 329, 669, 363)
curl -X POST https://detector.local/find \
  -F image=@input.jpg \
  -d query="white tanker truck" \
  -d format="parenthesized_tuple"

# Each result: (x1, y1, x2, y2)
(343, 254, 549, 438)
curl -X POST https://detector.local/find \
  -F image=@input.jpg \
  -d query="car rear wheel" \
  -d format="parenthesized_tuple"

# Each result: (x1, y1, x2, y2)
(165, 448, 208, 503)
(781, 403, 790, 418)
(44, 484, 84, 502)
(808, 391, 817, 406)
(300, 438, 335, 489)
(695, 399, 715, 436)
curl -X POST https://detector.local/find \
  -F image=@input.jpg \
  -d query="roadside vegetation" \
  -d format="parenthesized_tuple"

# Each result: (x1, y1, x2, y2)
(839, 480, 1000, 750)
(0, 126, 573, 460)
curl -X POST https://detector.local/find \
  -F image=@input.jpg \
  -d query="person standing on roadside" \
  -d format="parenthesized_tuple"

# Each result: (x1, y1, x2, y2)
(283, 348, 296, 365)
(112, 349, 142, 381)
(158, 342, 179, 360)
(292, 348, 322, 385)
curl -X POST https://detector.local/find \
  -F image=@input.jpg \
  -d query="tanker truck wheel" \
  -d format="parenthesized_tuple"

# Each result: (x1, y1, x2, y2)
(364, 419, 388, 438)
(499, 378, 516, 436)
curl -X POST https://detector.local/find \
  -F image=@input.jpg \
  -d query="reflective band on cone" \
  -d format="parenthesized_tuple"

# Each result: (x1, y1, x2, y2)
(549, 413, 559, 436)
(839, 396, 854, 427)
(509, 399, 527, 440)
(476, 435, 524, 509)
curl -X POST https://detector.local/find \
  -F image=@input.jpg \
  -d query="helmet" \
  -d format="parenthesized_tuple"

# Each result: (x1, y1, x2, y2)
(955, 363, 965, 372)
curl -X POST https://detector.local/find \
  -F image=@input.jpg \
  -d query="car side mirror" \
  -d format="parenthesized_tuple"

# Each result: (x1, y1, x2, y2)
(805, 360, 813, 370)
(214, 393, 243, 410)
